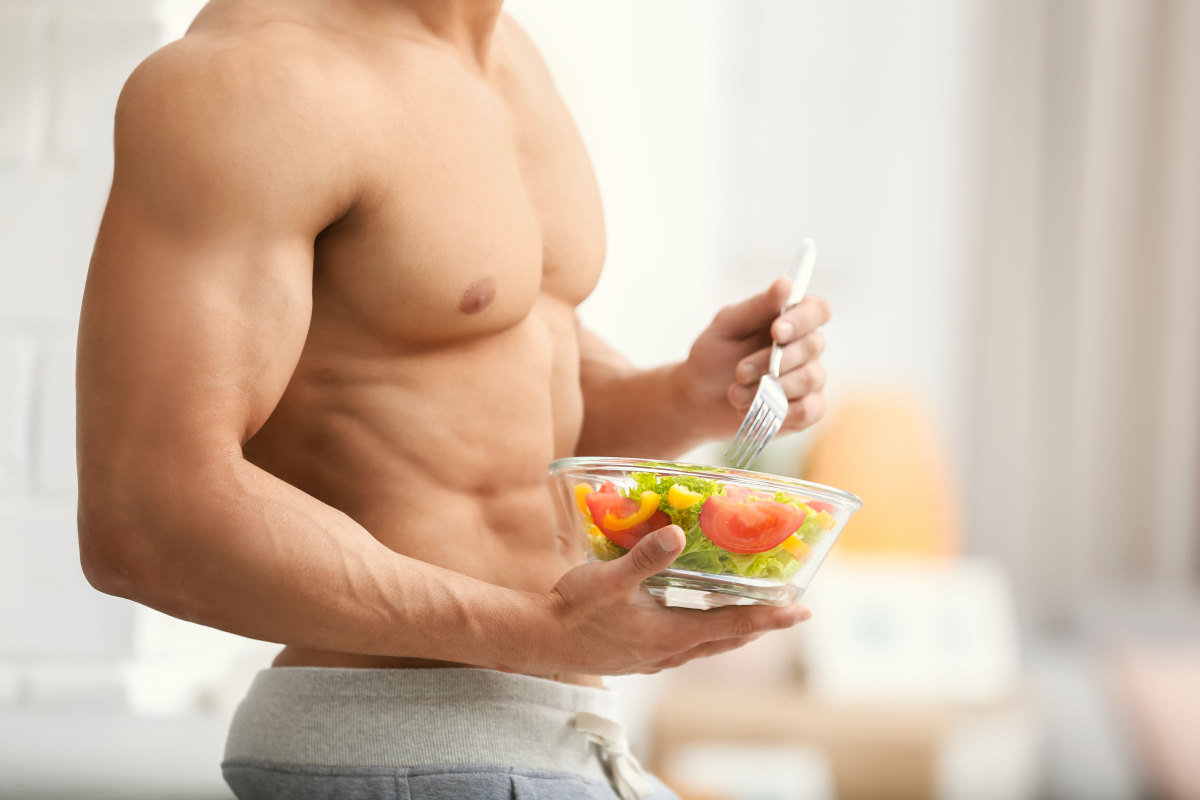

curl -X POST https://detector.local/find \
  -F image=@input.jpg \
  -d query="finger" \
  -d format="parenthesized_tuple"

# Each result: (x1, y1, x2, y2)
(771, 296, 832, 344)
(609, 525, 684, 588)
(783, 391, 827, 431)
(729, 359, 826, 409)
(694, 602, 812, 642)
(708, 277, 791, 339)
(779, 361, 827, 400)
(729, 364, 826, 409)
(647, 634, 765, 671)
(734, 331, 827, 385)
(728, 382, 752, 410)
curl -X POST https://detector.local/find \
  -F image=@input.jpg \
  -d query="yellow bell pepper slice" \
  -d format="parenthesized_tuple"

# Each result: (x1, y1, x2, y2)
(782, 535, 812, 559)
(603, 491, 661, 531)
(574, 484, 592, 517)
(813, 510, 835, 531)
(667, 484, 704, 510)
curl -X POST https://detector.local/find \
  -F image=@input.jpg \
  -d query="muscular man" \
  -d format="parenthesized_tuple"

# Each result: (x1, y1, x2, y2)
(77, 1, 832, 798)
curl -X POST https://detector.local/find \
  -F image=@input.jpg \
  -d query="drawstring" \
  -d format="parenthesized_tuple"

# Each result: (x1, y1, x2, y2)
(573, 711, 655, 800)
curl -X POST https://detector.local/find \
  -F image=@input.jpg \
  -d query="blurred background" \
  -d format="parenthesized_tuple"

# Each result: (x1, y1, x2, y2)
(1, 0, 1197, 798)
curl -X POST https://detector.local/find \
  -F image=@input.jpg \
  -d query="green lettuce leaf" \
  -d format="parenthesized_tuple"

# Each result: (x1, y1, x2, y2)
(587, 527, 627, 561)
(673, 522, 804, 582)
(592, 475, 810, 583)
(629, 471, 721, 531)
(794, 514, 826, 545)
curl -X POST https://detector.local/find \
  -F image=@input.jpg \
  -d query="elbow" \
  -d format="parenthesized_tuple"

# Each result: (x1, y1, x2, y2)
(77, 469, 225, 628)
(77, 505, 216, 631)
(76, 470, 174, 605)
(75, 440, 236, 613)
(76, 447, 151, 599)
(77, 506, 147, 601)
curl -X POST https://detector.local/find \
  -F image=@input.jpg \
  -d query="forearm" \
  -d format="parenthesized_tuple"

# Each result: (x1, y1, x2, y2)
(575, 360, 709, 459)
(79, 453, 549, 672)
(78, 443, 812, 681)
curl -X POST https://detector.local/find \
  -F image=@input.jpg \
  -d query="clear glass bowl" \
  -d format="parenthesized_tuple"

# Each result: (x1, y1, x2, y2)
(548, 457, 862, 609)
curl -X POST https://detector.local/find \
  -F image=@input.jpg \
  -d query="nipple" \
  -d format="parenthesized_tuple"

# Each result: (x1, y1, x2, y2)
(459, 278, 496, 315)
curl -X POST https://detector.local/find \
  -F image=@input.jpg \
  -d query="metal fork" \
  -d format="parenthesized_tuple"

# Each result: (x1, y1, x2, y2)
(724, 238, 818, 470)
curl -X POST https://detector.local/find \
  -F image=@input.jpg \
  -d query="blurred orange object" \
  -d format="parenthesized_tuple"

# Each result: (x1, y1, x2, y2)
(802, 391, 959, 556)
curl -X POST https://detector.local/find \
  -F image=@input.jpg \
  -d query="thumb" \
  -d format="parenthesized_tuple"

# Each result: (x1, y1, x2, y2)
(709, 277, 790, 338)
(613, 525, 684, 586)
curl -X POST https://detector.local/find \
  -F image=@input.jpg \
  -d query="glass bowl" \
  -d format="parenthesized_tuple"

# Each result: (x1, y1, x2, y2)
(548, 457, 862, 609)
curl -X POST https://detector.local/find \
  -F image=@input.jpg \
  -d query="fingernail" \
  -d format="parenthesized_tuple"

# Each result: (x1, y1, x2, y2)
(657, 528, 679, 551)
(776, 322, 795, 342)
(794, 608, 812, 624)
(737, 363, 757, 382)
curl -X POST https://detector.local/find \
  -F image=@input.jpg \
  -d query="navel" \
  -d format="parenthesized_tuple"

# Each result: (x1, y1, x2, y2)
(459, 277, 496, 315)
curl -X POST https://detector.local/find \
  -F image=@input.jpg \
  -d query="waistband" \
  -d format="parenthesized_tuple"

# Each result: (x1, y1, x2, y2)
(223, 667, 621, 784)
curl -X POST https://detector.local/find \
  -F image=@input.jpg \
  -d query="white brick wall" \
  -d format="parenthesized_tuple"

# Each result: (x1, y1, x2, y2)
(35, 335, 79, 496)
(45, 10, 163, 164)
(0, 334, 35, 492)
(0, 505, 135, 658)
(0, 167, 110, 326)
(0, 6, 44, 164)
(0, 0, 222, 713)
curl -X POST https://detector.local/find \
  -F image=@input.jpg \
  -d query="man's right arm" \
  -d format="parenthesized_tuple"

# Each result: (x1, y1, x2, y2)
(78, 39, 808, 677)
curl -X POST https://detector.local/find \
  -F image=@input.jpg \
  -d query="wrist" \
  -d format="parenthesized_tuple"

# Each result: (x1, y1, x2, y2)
(480, 587, 566, 674)
(625, 362, 710, 458)
(664, 360, 723, 446)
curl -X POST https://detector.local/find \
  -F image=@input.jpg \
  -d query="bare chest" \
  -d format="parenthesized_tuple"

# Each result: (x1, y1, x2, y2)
(311, 57, 605, 350)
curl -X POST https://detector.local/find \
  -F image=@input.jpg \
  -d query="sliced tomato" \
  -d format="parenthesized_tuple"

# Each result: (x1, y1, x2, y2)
(806, 500, 835, 514)
(720, 485, 773, 503)
(699, 495, 806, 554)
(585, 486, 671, 550)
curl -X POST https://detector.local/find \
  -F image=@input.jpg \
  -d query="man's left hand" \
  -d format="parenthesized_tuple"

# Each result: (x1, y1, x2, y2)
(678, 277, 832, 441)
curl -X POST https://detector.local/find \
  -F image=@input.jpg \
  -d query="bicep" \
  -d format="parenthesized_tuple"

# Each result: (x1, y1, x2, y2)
(78, 47, 346, 464)
(79, 207, 312, 458)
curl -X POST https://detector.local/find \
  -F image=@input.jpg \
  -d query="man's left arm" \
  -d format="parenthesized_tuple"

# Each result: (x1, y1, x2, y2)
(575, 278, 832, 459)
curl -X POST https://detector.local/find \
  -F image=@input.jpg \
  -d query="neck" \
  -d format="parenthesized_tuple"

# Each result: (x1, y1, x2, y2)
(378, 0, 505, 68)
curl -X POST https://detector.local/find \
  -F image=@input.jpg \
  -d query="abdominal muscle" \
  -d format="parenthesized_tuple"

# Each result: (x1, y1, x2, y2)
(246, 297, 601, 685)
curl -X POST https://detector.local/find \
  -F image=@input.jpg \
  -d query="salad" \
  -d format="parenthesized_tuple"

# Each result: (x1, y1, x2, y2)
(572, 471, 837, 583)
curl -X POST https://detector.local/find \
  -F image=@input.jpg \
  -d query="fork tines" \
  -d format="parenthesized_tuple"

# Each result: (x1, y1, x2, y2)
(724, 380, 786, 470)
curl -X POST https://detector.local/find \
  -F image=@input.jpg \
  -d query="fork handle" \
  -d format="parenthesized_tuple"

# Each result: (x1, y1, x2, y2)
(769, 238, 817, 378)
(768, 341, 785, 378)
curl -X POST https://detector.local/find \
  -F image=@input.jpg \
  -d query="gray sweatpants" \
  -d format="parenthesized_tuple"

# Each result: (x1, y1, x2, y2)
(222, 667, 680, 800)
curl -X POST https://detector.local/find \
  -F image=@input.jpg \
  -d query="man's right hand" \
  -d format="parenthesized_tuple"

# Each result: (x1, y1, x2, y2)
(525, 525, 811, 676)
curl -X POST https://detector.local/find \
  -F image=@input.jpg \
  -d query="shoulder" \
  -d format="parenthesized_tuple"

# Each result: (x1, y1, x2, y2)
(118, 23, 354, 146)
(113, 24, 364, 227)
